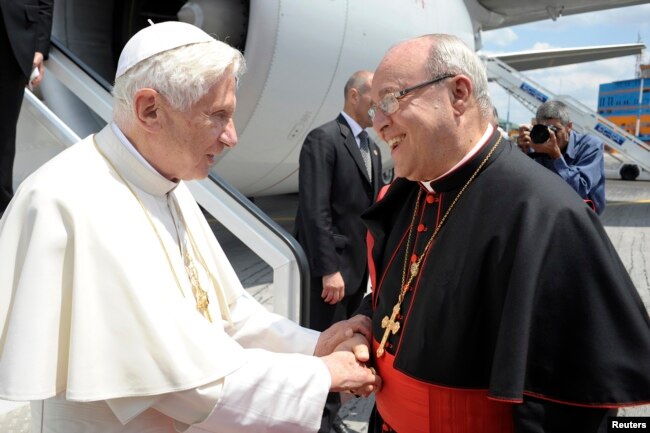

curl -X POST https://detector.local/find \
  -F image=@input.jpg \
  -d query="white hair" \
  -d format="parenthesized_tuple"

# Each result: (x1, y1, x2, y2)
(112, 40, 246, 127)
(423, 34, 492, 118)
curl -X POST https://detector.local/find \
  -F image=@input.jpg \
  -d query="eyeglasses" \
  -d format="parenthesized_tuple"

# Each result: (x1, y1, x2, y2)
(368, 73, 457, 120)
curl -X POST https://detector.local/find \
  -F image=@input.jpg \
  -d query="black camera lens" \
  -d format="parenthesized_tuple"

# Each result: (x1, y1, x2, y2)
(530, 124, 553, 144)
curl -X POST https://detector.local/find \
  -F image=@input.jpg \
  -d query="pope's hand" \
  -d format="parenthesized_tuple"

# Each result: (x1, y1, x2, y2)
(320, 350, 380, 396)
(332, 332, 382, 396)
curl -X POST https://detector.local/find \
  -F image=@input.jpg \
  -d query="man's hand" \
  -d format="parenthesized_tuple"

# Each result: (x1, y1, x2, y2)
(517, 125, 532, 153)
(320, 350, 380, 396)
(314, 315, 373, 357)
(331, 333, 382, 396)
(30, 52, 45, 89)
(532, 128, 562, 159)
(334, 332, 371, 363)
(322, 272, 345, 305)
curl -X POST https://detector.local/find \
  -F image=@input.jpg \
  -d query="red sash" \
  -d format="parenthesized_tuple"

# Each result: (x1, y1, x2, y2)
(373, 340, 514, 433)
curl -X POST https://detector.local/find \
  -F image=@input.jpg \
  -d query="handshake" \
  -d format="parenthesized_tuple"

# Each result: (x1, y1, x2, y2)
(314, 314, 381, 397)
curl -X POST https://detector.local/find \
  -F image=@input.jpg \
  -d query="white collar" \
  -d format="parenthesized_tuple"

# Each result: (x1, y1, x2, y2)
(100, 123, 178, 196)
(340, 111, 364, 140)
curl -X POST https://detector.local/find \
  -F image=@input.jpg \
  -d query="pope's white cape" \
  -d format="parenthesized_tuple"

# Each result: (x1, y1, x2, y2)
(0, 126, 322, 408)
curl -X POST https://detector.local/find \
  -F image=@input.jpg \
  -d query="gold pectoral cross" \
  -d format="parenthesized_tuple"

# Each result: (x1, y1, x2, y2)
(185, 251, 213, 322)
(194, 285, 212, 322)
(377, 303, 402, 358)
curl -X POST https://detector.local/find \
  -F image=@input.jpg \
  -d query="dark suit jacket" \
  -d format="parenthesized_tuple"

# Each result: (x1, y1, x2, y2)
(0, 0, 53, 213)
(295, 114, 383, 296)
(0, 0, 53, 78)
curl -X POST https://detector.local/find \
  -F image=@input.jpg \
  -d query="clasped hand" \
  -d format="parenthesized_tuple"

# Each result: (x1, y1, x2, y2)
(315, 315, 381, 396)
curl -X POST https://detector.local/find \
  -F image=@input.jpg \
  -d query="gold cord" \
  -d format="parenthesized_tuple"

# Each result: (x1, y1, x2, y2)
(173, 199, 232, 322)
(93, 136, 220, 322)
(377, 136, 502, 357)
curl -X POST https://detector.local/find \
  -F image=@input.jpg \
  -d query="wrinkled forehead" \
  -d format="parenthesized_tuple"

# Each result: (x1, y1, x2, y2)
(371, 41, 429, 98)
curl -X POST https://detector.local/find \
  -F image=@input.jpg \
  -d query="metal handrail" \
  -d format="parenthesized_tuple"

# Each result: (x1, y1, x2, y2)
(198, 174, 311, 325)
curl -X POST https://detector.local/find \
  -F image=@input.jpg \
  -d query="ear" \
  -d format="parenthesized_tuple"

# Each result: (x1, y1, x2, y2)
(449, 75, 473, 115)
(566, 121, 573, 132)
(349, 88, 360, 104)
(133, 88, 164, 132)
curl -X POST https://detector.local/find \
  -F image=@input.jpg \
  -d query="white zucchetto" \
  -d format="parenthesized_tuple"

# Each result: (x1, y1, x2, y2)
(115, 21, 214, 79)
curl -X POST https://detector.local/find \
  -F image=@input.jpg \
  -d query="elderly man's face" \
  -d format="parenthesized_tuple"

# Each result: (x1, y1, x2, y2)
(160, 74, 238, 181)
(370, 42, 455, 181)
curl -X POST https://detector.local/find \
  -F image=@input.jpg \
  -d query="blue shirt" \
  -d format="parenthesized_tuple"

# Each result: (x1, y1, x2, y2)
(531, 130, 605, 214)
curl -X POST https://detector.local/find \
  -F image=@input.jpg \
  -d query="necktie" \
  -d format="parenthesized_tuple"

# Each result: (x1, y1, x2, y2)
(358, 130, 372, 180)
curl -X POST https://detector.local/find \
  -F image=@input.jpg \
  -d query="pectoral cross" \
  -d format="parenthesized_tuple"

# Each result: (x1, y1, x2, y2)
(185, 250, 213, 322)
(377, 303, 402, 358)
(194, 286, 212, 322)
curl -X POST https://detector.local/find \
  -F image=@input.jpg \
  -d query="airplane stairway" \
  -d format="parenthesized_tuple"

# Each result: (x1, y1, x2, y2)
(483, 56, 650, 179)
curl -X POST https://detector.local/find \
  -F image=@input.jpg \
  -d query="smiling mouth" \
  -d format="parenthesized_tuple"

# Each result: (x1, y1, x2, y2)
(388, 135, 405, 150)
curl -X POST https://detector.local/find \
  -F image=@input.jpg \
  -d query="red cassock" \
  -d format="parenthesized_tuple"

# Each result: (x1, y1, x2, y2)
(373, 340, 514, 433)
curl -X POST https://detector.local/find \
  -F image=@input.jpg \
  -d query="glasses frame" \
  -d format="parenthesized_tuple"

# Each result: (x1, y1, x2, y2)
(368, 73, 457, 120)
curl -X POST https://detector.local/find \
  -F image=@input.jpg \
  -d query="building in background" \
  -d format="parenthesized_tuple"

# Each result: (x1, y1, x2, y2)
(597, 62, 650, 145)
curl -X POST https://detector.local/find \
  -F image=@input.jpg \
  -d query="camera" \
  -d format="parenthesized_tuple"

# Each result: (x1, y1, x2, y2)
(530, 124, 558, 144)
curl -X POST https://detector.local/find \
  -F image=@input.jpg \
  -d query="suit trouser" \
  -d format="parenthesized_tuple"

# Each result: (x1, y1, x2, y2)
(0, 18, 28, 213)
(308, 275, 367, 433)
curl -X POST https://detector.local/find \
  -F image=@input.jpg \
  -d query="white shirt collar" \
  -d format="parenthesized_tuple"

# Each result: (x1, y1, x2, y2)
(340, 111, 365, 146)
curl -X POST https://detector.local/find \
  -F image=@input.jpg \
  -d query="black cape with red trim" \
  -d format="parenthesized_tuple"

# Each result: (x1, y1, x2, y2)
(360, 130, 650, 409)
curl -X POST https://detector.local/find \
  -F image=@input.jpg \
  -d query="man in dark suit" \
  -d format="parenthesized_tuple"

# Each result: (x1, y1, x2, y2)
(0, 0, 53, 215)
(294, 70, 382, 433)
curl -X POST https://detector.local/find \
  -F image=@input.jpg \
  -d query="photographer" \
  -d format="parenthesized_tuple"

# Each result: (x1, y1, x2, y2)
(517, 100, 605, 214)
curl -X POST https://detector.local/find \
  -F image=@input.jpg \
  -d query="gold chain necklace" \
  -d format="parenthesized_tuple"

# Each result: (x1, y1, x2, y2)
(376, 136, 501, 357)
(93, 136, 221, 322)
(172, 195, 233, 323)
(170, 197, 213, 322)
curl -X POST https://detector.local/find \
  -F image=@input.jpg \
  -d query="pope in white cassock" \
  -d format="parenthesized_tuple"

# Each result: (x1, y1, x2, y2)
(0, 21, 379, 433)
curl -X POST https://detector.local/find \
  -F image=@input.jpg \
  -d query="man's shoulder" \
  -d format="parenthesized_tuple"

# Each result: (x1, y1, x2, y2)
(488, 143, 566, 192)
(310, 117, 344, 134)
(572, 130, 603, 148)
(303, 117, 347, 144)
(17, 136, 99, 195)
(490, 144, 595, 211)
